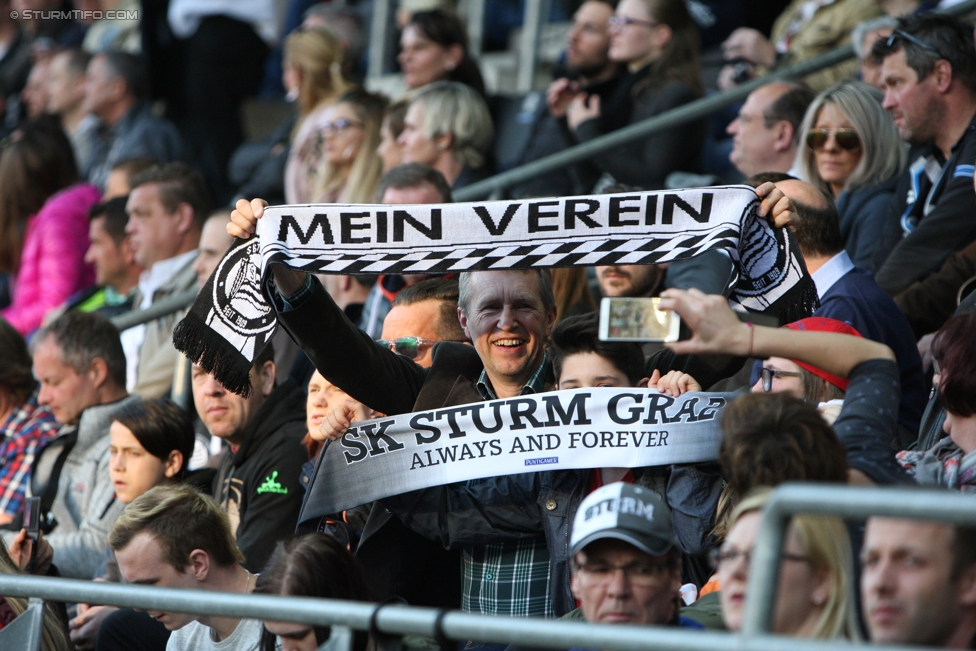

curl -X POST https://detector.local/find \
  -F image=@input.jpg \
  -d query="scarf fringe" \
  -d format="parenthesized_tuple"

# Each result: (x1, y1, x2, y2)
(172, 311, 255, 398)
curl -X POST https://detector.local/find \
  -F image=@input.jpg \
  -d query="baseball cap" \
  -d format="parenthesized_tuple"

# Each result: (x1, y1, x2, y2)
(784, 317, 862, 391)
(570, 483, 676, 558)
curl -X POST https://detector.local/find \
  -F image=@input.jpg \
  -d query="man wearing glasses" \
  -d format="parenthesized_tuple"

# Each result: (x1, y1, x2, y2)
(567, 483, 701, 633)
(869, 14, 976, 297)
(378, 277, 469, 368)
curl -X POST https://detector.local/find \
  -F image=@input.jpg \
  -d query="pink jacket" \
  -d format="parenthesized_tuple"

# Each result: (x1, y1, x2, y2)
(2, 184, 101, 334)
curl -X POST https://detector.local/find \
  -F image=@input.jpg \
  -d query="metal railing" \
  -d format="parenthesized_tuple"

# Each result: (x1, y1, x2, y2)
(109, 287, 197, 332)
(453, 0, 976, 201)
(2, 484, 974, 651)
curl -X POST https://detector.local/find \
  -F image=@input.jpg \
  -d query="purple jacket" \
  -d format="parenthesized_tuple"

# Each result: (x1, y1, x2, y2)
(2, 184, 100, 334)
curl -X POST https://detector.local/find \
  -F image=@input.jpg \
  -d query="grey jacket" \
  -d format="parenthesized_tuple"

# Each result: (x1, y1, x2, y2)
(45, 396, 137, 578)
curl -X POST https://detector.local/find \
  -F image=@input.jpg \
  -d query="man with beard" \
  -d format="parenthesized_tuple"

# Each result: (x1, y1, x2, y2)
(870, 14, 976, 295)
(511, 0, 623, 198)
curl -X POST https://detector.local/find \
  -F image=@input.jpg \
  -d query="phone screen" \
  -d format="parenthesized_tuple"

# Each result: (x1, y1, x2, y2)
(598, 297, 681, 342)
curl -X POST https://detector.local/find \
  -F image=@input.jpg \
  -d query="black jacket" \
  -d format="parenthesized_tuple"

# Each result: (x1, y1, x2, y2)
(213, 378, 307, 572)
(873, 112, 976, 295)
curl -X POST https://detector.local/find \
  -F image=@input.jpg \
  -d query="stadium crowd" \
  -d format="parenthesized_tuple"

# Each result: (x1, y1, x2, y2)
(1, 0, 976, 650)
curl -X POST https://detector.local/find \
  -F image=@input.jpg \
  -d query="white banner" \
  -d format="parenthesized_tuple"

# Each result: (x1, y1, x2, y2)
(300, 388, 731, 518)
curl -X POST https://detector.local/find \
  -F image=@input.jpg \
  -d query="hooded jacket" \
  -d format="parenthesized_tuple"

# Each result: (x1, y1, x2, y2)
(213, 378, 307, 572)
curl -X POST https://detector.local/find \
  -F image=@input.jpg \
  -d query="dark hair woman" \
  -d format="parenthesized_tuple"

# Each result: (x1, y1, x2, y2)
(398, 9, 486, 97)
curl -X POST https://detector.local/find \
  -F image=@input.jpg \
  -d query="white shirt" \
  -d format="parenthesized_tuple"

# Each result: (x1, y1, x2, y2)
(168, 0, 279, 44)
(166, 617, 263, 651)
(121, 250, 198, 391)
(810, 250, 855, 299)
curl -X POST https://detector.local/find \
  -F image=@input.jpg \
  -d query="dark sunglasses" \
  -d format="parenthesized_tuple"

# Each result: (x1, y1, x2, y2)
(377, 336, 436, 360)
(885, 29, 944, 59)
(760, 367, 802, 392)
(806, 128, 861, 153)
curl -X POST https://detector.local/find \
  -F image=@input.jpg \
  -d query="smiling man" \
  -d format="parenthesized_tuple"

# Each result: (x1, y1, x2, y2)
(869, 14, 976, 295)
(861, 517, 976, 648)
(109, 484, 262, 651)
(190, 343, 307, 572)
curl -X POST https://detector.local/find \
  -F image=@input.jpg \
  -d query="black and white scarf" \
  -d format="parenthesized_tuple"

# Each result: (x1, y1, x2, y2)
(174, 186, 817, 395)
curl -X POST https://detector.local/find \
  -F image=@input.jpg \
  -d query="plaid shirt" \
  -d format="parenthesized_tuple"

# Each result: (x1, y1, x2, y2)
(0, 388, 60, 518)
(463, 355, 553, 618)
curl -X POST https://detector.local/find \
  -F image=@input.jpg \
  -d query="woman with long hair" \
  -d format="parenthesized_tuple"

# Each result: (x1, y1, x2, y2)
(565, 0, 704, 189)
(0, 117, 100, 334)
(256, 533, 372, 651)
(283, 27, 353, 204)
(398, 10, 485, 97)
(716, 488, 860, 640)
(312, 89, 388, 204)
(796, 81, 906, 268)
(398, 81, 493, 188)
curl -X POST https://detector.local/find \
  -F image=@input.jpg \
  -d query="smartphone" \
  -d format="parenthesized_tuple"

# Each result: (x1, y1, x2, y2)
(599, 297, 681, 342)
(23, 496, 40, 573)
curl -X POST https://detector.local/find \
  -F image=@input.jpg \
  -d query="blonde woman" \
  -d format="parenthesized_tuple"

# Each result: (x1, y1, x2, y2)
(313, 89, 388, 203)
(283, 27, 352, 204)
(398, 81, 493, 188)
(716, 488, 860, 640)
(796, 80, 907, 268)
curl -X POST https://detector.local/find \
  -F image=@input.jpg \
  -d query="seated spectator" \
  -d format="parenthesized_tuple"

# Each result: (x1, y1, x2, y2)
(193, 209, 233, 289)
(255, 533, 372, 651)
(513, 0, 623, 198)
(190, 343, 307, 572)
(45, 48, 98, 178)
(0, 117, 100, 334)
(121, 163, 209, 398)
(399, 81, 493, 189)
(566, 0, 703, 189)
(70, 398, 195, 650)
(851, 16, 897, 91)
(0, 317, 58, 526)
(398, 10, 485, 97)
(57, 197, 140, 319)
(378, 99, 409, 173)
(357, 163, 454, 338)
(569, 482, 700, 629)
(302, 4, 367, 83)
(18, 311, 138, 579)
(102, 156, 155, 201)
(84, 52, 184, 191)
(897, 312, 976, 491)
(777, 177, 926, 439)
(311, 88, 387, 204)
(81, 0, 140, 54)
(861, 517, 976, 647)
(718, 0, 880, 92)
(716, 488, 859, 639)
(109, 484, 261, 650)
(283, 27, 352, 204)
(870, 14, 976, 296)
(795, 81, 906, 269)
(379, 278, 469, 368)
(727, 82, 815, 178)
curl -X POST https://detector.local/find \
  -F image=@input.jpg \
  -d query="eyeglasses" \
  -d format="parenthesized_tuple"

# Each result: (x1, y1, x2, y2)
(376, 336, 437, 360)
(885, 29, 944, 59)
(608, 15, 658, 30)
(806, 128, 861, 153)
(710, 547, 809, 571)
(760, 367, 802, 392)
(574, 559, 675, 586)
(322, 118, 364, 136)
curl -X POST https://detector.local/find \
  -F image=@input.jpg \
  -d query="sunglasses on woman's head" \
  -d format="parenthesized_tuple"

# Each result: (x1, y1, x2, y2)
(806, 128, 861, 153)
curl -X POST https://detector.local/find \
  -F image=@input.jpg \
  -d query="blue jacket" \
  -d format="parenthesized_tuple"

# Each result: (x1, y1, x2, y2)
(835, 176, 898, 272)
